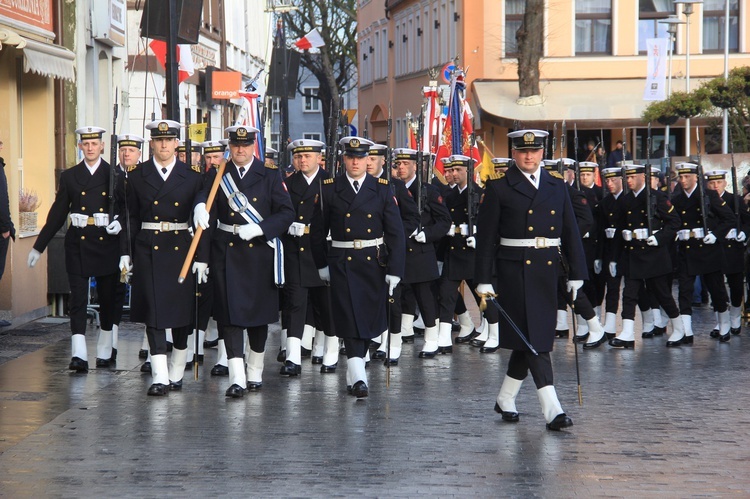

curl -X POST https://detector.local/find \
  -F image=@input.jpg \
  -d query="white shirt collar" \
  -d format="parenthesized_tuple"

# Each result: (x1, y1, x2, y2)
(404, 175, 416, 189)
(154, 157, 177, 181)
(684, 185, 697, 198)
(346, 173, 365, 193)
(520, 167, 541, 189)
(303, 167, 320, 185)
(84, 157, 102, 175)
(235, 161, 251, 178)
(634, 185, 645, 197)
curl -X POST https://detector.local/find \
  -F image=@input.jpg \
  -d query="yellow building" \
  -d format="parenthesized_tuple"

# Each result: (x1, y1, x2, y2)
(359, 0, 749, 158)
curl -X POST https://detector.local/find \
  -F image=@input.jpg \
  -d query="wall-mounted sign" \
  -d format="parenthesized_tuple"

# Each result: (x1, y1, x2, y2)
(211, 71, 242, 100)
(0, 0, 53, 33)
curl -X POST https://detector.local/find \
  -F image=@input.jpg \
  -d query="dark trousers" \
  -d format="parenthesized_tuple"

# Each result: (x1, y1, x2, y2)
(726, 272, 744, 308)
(284, 282, 333, 339)
(407, 281, 438, 327)
(343, 337, 370, 359)
(68, 272, 119, 334)
(506, 350, 554, 389)
(305, 286, 333, 335)
(455, 291, 467, 315)
(603, 273, 622, 313)
(192, 278, 213, 331)
(0, 236, 9, 281)
(220, 324, 268, 359)
(622, 276, 679, 320)
(112, 281, 127, 326)
(388, 284, 403, 334)
(678, 270, 728, 315)
(147, 325, 190, 355)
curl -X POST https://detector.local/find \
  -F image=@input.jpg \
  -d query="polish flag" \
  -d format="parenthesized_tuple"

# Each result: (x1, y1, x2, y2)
(149, 40, 195, 84)
(294, 28, 325, 50)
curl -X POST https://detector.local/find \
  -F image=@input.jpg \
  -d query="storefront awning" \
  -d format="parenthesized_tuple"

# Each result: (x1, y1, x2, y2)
(22, 38, 75, 82)
(471, 78, 707, 130)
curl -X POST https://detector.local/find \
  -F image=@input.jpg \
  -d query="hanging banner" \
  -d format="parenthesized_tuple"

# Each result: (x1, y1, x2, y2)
(643, 38, 669, 101)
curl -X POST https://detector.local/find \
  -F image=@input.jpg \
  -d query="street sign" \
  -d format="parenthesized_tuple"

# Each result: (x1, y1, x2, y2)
(441, 63, 456, 84)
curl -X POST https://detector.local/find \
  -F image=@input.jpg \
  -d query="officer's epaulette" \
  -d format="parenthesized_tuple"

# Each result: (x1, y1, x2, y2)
(487, 172, 505, 181)
(265, 163, 278, 170)
(549, 171, 563, 180)
(190, 164, 202, 173)
(378, 178, 389, 185)
(323, 178, 334, 185)
(126, 164, 139, 173)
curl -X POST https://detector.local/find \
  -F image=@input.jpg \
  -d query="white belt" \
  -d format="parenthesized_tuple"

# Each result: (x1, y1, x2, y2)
(500, 237, 560, 249)
(331, 237, 384, 249)
(217, 221, 248, 234)
(141, 221, 189, 231)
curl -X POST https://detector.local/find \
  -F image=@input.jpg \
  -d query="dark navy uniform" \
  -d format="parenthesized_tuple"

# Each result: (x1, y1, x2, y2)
(595, 168, 626, 335)
(718, 187, 750, 334)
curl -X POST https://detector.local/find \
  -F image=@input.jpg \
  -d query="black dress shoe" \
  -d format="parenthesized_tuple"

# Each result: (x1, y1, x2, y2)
(401, 335, 415, 344)
(225, 384, 246, 398)
(339, 345, 347, 355)
(652, 326, 666, 336)
(68, 357, 89, 373)
(351, 380, 368, 398)
(311, 356, 323, 364)
(709, 329, 720, 338)
(111, 348, 117, 361)
(608, 338, 635, 349)
(280, 360, 301, 376)
(138, 349, 148, 359)
(140, 361, 151, 373)
(384, 358, 398, 366)
(147, 383, 169, 396)
(96, 357, 113, 368)
(320, 363, 337, 373)
(451, 320, 461, 331)
(372, 351, 386, 360)
(583, 335, 607, 349)
(719, 332, 731, 343)
(169, 380, 183, 391)
(546, 413, 573, 431)
(641, 330, 655, 338)
(454, 330, 479, 344)
(277, 349, 286, 363)
(666, 337, 684, 347)
(204, 339, 219, 348)
(247, 381, 262, 391)
(438, 345, 453, 354)
(210, 364, 229, 376)
(0, 319, 11, 327)
(572, 333, 589, 343)
(369, 342, 381, 351)
(555, 329, 569, 338)
(418, 349, 437, 358)
(605, 332, 616, 340)
(301, 347, 312, 358)
(681, 335, 694, 346)
(469, 338, 486, 347)
(494, 402, 519, 422)
(479, 344, 499, 353)
(731, 327, 741, 335)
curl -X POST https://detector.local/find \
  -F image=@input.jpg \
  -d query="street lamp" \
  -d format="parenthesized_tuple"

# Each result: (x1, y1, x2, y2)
(674, 0, 702, 157)
(658, 15, 685, 162)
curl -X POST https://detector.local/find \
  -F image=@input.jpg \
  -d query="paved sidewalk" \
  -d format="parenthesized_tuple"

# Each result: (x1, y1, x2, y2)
(0, 307, 749, 497)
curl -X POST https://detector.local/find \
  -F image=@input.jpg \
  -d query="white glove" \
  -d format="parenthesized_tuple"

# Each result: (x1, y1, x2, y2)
(27, 249, 41, 268)
(238, 222, 263, 241)
(466, 236, 476, 249)
(414, 231, 427, 243)
(726, 228, 737, 240)
(119, 255, 132, 273)
(437, 261, 444, 275)
(475, 283, 496, 296)
(193, 202, 210, 230)
(385, 275, 401, 296)
(459, 224, 470, 236)
(192, 262, 209, 284)
(287, 222, 306, 236)
(703, 232, 717, 245)
(106, 220, 122, 235)
(737, 231, 747, 243)
(646, 235, 659, 246)
(566, 280, 584, 301)
(447, 223, 456, 237)
(410, 228, 419, 237)
(594, 259, 602, 275)
(318, 266, 330, 283)
(609, 261, 617, 278)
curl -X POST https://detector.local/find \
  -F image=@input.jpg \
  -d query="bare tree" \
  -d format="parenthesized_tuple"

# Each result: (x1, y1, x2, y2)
(516, 0, 544, 98)
(283, 0, 357, 140)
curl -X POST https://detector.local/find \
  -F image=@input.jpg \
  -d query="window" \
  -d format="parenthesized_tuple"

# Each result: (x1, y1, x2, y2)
(271, 97, 280, 113)
(303, 87, 320, 112)
(505, 0, 525, 56)
(638, 0, 671, 53)
(271, 133, 280, 151)
(575, 0, 612, 54)
(703, 0, 739, 52)
(304, 133, 322, 141)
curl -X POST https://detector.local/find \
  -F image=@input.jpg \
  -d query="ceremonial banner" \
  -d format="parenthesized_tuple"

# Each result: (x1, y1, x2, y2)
(434, 70, 480, 174)
(643, 38, 669, 101)
(235, 92, 265, 162)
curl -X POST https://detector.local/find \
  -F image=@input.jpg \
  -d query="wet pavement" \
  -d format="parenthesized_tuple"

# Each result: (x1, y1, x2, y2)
(1, 302, 749, 497)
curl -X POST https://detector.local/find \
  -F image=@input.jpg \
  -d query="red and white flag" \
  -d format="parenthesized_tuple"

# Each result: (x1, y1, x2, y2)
(294, 28, 325, 50)
(236, 92, 264, 161)
(149, 40, 195, 84)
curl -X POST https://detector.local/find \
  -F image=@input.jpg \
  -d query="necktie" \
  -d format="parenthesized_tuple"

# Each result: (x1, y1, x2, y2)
(161, 167, 168, 175)
(239, 167, 246, 178)
(530, 174, 536, 182)
(353, 180, 359, 192)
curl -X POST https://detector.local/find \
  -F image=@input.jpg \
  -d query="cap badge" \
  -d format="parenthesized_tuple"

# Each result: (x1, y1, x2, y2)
(158, 122, 169, 132)
(523, 132, 535, 143)
(350, 138, 360, 148)
(237, 128, 248, 137)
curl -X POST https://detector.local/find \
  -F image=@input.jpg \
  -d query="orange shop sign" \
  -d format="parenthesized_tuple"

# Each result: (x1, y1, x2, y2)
(211, 71, 241, 100)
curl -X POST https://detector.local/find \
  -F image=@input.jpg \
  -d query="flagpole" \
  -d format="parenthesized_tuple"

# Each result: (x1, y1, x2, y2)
(165, 0, 179, 120)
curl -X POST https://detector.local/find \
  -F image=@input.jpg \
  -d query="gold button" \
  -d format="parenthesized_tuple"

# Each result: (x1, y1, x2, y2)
(154, 246, 159, 250)
(367, 229, 372, 233)
(547, 261, 552, 265)
(462, 246, 466, 250)
(367, 256, 371, 261)
(683, 222, 688, 226)
(154, 200, 158, 205)
(682, 210, 686, 214)
(550, 210, 555, 215)
(249, 243, 253, 248)
(99, 208, 104, 212)
(346, 228, 351, 233)
(82, 191, 86, 196)
(529, 209, 533, 214)
(174, 247, 179, 251)
(347, 256, 352, 261)
(174, 231, 178, 234)
(450, 246, 454, 250)
(300, 201, 304, 205)
(526, 260, 531, 265)
(627, 211, 632, 214)
(81, 236, 85, 240)
(154, 231, 158, 234)
(230, 212, 235, 217)
(609, 212, 613, 216)
(102, 191, 106, 196)
(640, 223, 644, 227)
(175, 202, 179, 207)
(409, 248, 413, 252)
(640, 210, 644, 214)
(550, 226, 554, 231)
(99, 236, 103, 241)
(154, 216, 159, 220)
(450, 208, 454, 212)
(346, 213, 351, 218)
(253, 198, 257, 202)
(367, 214, 372, 218)
(299, 216, 304, 220)
(528, 226, 533, 231)
(81, 207, 86, 211)
(229, 242, 234, 247)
